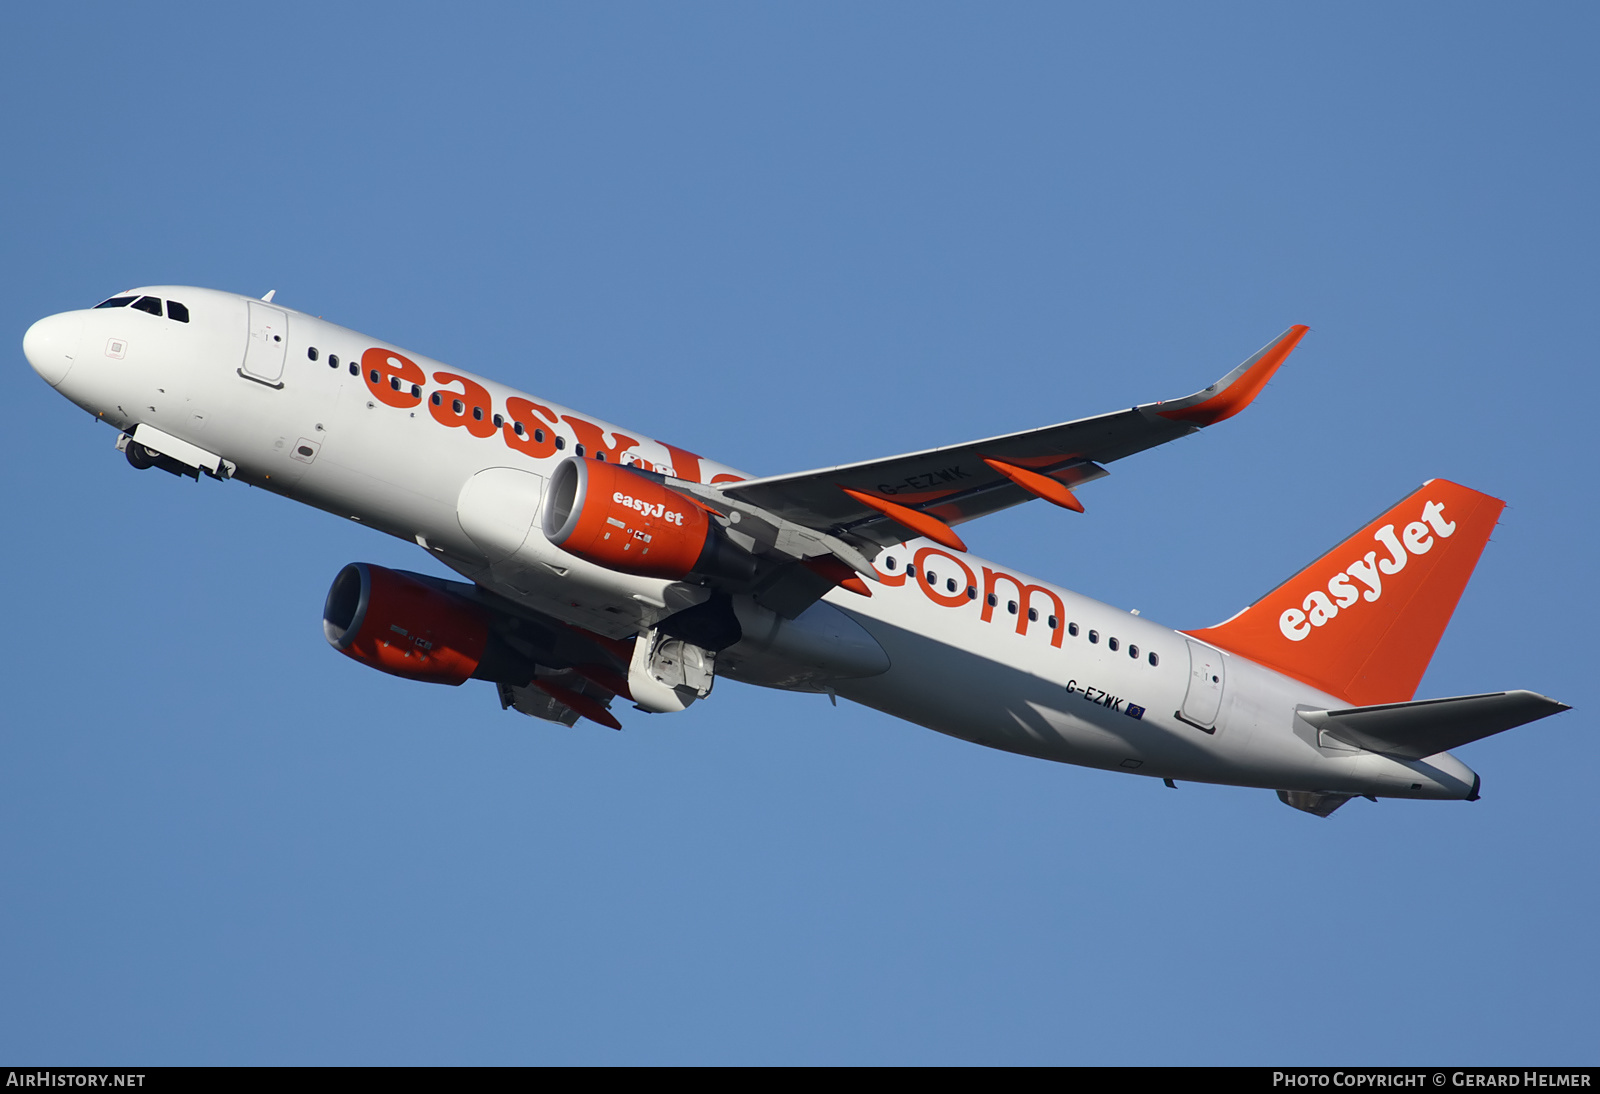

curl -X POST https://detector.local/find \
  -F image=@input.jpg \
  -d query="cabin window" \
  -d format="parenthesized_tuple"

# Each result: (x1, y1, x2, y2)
(514, 422, 526, 436)
(132, 296, 163, 316)
(493, 413, 504, 428)
(1129, 645, 1139, 659)
(532, 428, 544, 442)
(390, 376, 401, 391)
(1027, 607, 1038, 621)
(307, 347, 319, 361)
(967, 586, 977, 599)
(369, 369, 380, 384)
(946, 578, 957, 593)
(555, 436, 566, 450)
(884, 557, 897, 571)
(472, 407, 484, 421)
(1048, 615, 1058, 629)
(925, 570, 935, 584)
(1068, 622, 1079, 637)
(986, 593, 998, 607)
(1148, 652, 1159, 667)
(1109, 637, 1119, 652)
(94, 296, 136, 309)
(411, 384, 421, 397)
(349, 362, 358, 376)
(1088, 629, 1099, 644)
(431, 393, 443, 406)
(1007, 601, 1018, 615)
(452, 399, 464, 414)
(596, 451, 606, 462)
(166, 300, 190, 323)
(574, 444, 585, 456)
(328, 354, 339, 369)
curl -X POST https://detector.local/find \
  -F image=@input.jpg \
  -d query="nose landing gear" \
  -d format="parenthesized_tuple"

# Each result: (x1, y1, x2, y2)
(119, 436, 198, 480)
(124, 439, 157, 470)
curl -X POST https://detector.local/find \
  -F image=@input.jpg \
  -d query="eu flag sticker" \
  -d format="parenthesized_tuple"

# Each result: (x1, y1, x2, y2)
(1124, 703, 1145, 721)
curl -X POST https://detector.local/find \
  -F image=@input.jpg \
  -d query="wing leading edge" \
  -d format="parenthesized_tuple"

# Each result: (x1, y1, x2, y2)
(711, 326, 1309, 550)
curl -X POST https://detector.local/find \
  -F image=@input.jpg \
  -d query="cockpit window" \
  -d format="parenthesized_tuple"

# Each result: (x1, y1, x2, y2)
(131, 296, 163, 316)
(166, 300, 190, 323)
(94, 296, 137, 309)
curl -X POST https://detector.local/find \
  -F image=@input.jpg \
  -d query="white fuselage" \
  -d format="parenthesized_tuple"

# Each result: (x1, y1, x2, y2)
(24, 286, 1479, 801)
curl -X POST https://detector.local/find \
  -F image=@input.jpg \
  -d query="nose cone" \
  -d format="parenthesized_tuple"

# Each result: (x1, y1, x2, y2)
(23, 313, 80, 387)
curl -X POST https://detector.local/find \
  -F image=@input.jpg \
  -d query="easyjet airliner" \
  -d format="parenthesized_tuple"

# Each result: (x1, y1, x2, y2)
(23, 287, 1569, 816)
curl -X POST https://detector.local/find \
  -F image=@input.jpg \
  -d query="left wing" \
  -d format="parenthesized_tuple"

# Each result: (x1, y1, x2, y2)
(703, 326, 1308, 553)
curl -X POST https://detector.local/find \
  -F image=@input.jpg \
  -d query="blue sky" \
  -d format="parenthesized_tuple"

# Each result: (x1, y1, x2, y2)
(2, 3, 1594, 1064)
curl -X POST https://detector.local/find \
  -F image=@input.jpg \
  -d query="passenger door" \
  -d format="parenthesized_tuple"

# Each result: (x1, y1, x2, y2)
(1180, 639, 1226, 731)
(240, 301, 288, 386)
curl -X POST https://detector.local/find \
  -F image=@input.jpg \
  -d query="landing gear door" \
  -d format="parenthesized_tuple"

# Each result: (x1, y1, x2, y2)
(1181, 638, 1226, 729)
(241, 301, 289, 386)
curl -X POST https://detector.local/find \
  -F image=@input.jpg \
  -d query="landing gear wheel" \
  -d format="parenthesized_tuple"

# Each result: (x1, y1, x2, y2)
(125, 440, 157, 470)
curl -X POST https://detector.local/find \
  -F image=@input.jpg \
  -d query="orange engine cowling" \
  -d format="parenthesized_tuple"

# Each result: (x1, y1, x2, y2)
(543, 457, 755, 582)
(323, 563, 496, 686)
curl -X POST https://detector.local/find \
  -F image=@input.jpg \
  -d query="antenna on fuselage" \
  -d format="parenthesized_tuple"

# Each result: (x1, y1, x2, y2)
(260, 289, 276, 302)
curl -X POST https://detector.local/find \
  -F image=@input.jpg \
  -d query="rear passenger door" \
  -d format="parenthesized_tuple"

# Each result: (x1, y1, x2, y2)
(1180, 639, 1226, 731)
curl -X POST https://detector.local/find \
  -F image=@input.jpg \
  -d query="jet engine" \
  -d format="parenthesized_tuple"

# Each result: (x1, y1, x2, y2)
(543, 457, 756, 583)
(323, 562, 534, 686)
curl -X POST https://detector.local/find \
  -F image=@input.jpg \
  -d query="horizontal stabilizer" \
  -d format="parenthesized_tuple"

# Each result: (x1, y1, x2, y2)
(1300, 690, 1569, 760)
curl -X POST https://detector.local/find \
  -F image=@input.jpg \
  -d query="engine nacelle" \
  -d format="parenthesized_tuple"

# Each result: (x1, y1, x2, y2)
(542, 457, 755, 582)
(323, 563, 511, 686)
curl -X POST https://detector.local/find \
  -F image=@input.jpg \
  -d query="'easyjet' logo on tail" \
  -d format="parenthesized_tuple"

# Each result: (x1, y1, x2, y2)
(1279, 500, 1457, 641)
(1184, 478, 1504, 707)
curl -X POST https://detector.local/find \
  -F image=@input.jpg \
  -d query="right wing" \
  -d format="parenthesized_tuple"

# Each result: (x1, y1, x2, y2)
(655, 326, 1306, 617)
(707, 325, 1309, 551)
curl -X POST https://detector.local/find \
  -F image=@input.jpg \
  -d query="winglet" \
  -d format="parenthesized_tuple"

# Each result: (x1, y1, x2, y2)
(1156, 325, 1309, 426)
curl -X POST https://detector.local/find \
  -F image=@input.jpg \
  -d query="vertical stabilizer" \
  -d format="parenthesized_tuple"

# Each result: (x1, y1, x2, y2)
(1186, 480, 1504, 706)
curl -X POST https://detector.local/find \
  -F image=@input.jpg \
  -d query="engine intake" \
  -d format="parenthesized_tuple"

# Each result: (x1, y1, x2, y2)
(543, 457, 755, 582)
(323, 563, 531, 686)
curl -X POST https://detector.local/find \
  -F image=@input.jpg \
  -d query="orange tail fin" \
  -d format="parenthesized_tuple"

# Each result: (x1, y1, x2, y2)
(1185, 480, 1504, 706)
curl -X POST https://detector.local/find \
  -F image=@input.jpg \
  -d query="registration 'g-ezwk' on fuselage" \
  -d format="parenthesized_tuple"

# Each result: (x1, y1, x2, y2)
(23, 286, 1569, 817)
